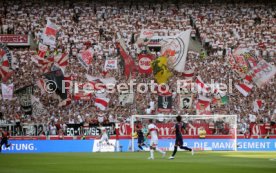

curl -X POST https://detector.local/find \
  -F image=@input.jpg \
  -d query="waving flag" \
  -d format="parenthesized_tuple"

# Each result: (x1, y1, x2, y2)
(161, 30, 191, 72)
(182, 68, 194, 79)
(43, 20, 59, 46)
(0, 43, 13, 82)
(37, 43, 48, 58)
(78, 48, 93, 69)
(151, 56, 172, 84)
(247, 60, 276, 88)
(54, 53, 68, 74)
(235, 82, 253, 97)
(195, 76, 210, 93)
(1, 83, 14, 100)
(196, 95, 211, 115)
(116, 40, 135, 78)
(95, 97, 110, 110)
(253, 99, 264, 112)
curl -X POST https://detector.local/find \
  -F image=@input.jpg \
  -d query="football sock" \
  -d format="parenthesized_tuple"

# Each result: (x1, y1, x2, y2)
(180, 146, 192, 151)
(172, 146, 178, 156)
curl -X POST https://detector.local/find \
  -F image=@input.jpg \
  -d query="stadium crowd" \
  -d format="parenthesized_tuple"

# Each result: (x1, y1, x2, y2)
(0, 0, 275, 136)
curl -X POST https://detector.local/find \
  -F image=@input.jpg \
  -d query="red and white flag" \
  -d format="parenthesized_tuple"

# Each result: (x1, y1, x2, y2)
(243, 75, 253, 84)
(36, 78, 46, 94)
(43, 20, 59, 46)
(78, 48, 93, 69)
(183, 68, 194, 79)
(54, 53, 68, 73)
(196, 95, 211, 115)
(0, 45, 13, 82)
(195, 76, 210, 93)
(37, 43, 48, 58)
(39, 57, 54, 73)
(253, 99, 264, 112)
(138, 54, 153, 74)
(235, 82, 253, 97)
(95, 97, 110, 110)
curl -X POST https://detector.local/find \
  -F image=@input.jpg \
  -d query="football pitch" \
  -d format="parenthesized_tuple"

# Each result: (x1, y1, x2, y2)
(0, 152, 276, 173)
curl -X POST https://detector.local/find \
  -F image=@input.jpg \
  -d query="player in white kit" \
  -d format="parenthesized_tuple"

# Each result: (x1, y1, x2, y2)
(147, 119, 166, 160)
(97, 124, 114, 152)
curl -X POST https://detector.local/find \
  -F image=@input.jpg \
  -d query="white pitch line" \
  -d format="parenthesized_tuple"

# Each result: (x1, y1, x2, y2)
(269, 158, 276, 161)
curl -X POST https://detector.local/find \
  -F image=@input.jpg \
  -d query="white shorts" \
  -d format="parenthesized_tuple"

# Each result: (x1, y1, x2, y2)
(150, 139, 158, 147)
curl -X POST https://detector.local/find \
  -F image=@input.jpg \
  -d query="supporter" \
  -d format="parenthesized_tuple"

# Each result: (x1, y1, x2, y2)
(0, 1, 275, 138)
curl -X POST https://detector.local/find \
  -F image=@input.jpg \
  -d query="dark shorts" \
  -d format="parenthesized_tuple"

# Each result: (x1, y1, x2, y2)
(175, 136, 183, 146)
(138, 137, 144, 144)
(1, 138, 8, 146)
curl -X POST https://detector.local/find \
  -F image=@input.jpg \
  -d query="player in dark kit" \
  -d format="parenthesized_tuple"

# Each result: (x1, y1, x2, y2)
(136, 125, 147, 151)
(169, 116, 194, 159)
(0, 128, 11, 153)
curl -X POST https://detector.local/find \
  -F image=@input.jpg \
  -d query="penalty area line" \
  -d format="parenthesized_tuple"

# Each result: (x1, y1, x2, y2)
(269, 158, 276, 161)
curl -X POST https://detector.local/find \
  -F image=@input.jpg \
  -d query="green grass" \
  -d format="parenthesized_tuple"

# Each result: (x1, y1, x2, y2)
(0, 152, 276, 173)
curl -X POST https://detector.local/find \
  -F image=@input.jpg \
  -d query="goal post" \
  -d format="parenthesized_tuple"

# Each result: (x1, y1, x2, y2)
(131, 114, 237, 152)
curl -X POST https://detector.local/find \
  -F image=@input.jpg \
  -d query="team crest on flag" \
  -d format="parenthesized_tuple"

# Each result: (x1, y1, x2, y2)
(138, 54, 154, 74)
(161, 30, 191, 72)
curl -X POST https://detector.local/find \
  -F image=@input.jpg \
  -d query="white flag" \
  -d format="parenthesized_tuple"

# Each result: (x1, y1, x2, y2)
(1, 83, 14, 100)
(162, 30, 191, 72)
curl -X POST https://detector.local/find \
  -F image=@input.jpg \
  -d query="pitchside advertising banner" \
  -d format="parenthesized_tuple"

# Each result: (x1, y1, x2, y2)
(2, 139, 276, 153)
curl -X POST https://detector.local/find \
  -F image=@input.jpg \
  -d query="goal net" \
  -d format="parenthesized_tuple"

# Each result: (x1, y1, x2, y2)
(130, 115, 237, 152)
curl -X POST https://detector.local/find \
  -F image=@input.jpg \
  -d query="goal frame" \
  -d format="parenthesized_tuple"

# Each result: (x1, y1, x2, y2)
(130, 114, 238, 152)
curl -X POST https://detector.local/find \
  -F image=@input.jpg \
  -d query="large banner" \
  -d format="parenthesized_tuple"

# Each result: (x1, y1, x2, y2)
(247, 60, 276, 87)
(1, 83, 14, 100)
(161, 30, 191, 72)
(138, 54, 154, 74)
(77, 49, 93, 70)
(1, 139, 276, 153)
(0, 34, 30, 46)
(66, 124, 115, 136)
(14, 85, 33, 114)
(157, 93, 172, 112)
(133, 139, 276, 151)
